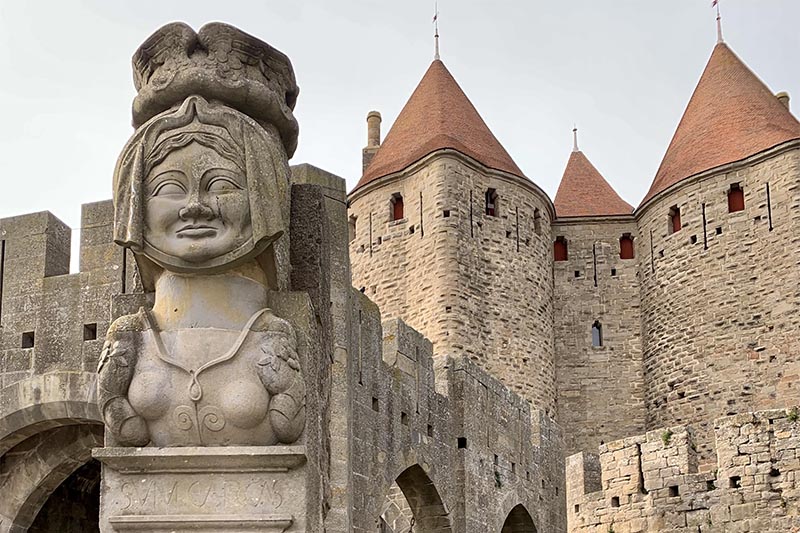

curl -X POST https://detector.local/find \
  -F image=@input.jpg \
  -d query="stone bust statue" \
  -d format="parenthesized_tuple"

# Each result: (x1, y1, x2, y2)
(97, 23, 306, 447)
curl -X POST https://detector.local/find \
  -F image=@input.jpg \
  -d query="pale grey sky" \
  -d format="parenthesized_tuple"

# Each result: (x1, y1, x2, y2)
(1, 1, 798, 270)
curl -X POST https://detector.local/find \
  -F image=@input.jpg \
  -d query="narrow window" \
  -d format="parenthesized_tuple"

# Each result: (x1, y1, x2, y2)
(619, 234, 635, 259)
(729, 476, 741, 488)
(611, 496, 620, 507)
(348, 215, 357, 242)
(728, 183, 745, 212)
(457, 437, 467, 449)
(427, 424, 434, 437)
(485, 188, 499, 217)
(391, 193, 404, 221)
(400, 411, 409, 426)
(668, 485, 679, 497)
(591, 321, 603, 347)
(668, 206, 681, 234)
(372, 397, 379, 412)
(554, 236, 568, 261)
(443, 209, 450, 218)
(534, 208, 542, 235)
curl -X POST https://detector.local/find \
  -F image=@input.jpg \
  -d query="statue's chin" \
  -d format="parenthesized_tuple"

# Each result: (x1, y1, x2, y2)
(141, 236, 263, 275)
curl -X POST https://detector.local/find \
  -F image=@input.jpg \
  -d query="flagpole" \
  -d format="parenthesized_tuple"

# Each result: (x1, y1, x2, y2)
(434, 2, 440, 60)
(714, 0, 723, 43)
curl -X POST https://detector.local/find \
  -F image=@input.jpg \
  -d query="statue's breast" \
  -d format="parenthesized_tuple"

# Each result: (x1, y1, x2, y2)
(128, 328, 274, 446)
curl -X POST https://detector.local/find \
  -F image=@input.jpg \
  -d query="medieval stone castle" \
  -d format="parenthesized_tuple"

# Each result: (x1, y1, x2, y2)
(0, 20, 798, 533)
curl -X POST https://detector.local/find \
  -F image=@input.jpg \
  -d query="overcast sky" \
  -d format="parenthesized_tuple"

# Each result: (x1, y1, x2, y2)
(1, 1, 798, 270)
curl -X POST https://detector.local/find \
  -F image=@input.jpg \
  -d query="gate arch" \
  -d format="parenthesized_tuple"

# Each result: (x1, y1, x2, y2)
(500, 504, 537, 533)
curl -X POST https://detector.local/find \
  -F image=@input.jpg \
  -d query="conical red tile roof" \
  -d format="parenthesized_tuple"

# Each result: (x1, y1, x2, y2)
(642, 43, 800, 205)
(554, 150, 633, 217)
(353, 60, 524, 191)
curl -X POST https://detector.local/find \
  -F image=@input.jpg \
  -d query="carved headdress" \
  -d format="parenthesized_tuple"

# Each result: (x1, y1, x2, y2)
(113, 23, 299, 289)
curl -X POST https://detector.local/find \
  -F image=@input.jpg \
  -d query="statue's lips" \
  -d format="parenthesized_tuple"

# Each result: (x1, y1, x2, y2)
(176, 225, 218, 238)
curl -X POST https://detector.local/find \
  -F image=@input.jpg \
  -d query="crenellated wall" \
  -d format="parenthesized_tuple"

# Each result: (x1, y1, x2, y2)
(636, 142, 800, 463)
(348, 150, 557, 415)
(566, 408, 800, 532)
(553, 216, 645, 457)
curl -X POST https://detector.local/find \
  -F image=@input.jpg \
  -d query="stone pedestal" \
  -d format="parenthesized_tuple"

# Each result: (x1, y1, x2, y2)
(93, 446, 306, 532)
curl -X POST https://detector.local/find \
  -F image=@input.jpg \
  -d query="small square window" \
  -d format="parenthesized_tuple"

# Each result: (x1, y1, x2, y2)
(611, 496, 620, 507)
(574, 504, 580, 513)
(457, 437, 467, 449)
(729, 476, 741, 488)
(21, 331, 35, 348)
(83, 323, 98, 341)
(690, 235, 697, 244)
(715, 227, 722, 235)
(409, 226, 415, 234)
(401, 412, 409, 426)
(668, 485, 679, 497)
(574, 270, 581, 278)
(443, 210, 451, 218)
(706, 480, 715, 491)
(611, 268, 617, 277)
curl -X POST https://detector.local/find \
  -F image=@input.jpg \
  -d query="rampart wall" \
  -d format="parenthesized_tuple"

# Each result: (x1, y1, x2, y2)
(636, 143, 800, 463)
(349, 151, 557, 414)
(566, 409, 800, 532)
(553, 217, 645, 456)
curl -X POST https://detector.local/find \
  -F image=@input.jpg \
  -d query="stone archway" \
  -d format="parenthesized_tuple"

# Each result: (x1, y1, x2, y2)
(500, 504, 537, 533)
(0, 372, 103, 533)
(378, 464, 452, 533)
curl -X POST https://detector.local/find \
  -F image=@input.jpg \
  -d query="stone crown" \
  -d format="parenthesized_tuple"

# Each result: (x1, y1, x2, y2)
(131, 22, 300, 157)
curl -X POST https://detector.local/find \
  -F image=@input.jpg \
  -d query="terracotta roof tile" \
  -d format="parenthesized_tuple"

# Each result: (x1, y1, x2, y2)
(554, 150, 633, 217)
(353, 60, 524, 191)
(642, 43, 800, 205)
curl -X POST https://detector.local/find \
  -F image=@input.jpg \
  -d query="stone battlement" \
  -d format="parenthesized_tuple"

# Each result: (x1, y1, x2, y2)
(567, 409, 800, 532)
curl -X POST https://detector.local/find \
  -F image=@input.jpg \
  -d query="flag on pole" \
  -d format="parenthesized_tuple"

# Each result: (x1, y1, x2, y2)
(711, 0, 718, 6)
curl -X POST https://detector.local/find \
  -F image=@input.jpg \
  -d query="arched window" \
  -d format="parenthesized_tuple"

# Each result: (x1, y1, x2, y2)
(485, 188, 499, 217)
(728, 183, 745, 212)
(391, 193, 404, 221)
(533, 208, 542, 235)
(668, 206, 681, 234)
(553, 236, 568, 261)
(619, 234, 634, 259)
(591, 321, 603, 347)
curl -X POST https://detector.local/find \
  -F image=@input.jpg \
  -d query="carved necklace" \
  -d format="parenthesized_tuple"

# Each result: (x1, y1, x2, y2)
(141, 307, 270, 402)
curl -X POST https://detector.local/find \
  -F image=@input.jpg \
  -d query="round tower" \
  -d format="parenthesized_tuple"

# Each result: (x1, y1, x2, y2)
(636, 42, 800, 460)
(348, 59, 556, 413)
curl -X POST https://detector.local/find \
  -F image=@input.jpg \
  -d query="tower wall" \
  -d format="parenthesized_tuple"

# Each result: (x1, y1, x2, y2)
(553, 217, 645, 456)
(636, 142, 800, 462)
(348, 151, 557, 413)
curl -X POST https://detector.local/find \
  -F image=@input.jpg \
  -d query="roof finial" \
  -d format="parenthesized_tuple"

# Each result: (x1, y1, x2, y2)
(713, 0, 724, 43)
(433, 1, 440, 60)
(573, 125, 579, 152)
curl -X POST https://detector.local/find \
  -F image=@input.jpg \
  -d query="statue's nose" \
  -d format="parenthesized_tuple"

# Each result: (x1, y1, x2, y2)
(179, 200, 215, 221)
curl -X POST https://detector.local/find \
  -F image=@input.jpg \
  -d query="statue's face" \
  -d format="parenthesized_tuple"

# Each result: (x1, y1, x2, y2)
(144, 141, 252, 264)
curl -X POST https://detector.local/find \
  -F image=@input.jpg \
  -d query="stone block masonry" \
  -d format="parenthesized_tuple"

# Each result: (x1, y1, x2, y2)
(567, 408, 800, 532)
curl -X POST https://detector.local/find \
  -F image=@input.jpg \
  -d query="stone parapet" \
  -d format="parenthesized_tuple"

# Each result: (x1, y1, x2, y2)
(567, 409, 800, 532)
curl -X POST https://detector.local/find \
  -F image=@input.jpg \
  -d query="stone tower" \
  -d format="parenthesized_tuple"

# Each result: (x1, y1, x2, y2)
(551, 139, 644, 456)
(635, 42, 800, 460)
(348, 59, 557, 414)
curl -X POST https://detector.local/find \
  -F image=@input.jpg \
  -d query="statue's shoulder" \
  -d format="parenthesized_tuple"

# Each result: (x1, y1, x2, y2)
(251, 309, 294, 336)
(106, 308, 148, 338)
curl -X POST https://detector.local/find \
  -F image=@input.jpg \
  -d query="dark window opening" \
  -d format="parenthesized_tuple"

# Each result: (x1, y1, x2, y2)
(401, 411, 409, 426)
(690, 235, 698, 244)
(511, 462, 516, 474)
(730, 476, 741, 488)
(494, 454, 499, 465)
(427, 424, 434, 437)
(706, 480, 715, 491)
(669, 485, 679, 497)
(83, 323, 98, 341)
(574, 504, 580, 513)
(409, 226, 415, 234)
(611, 496, 620, 507)
(620, 234, 635, 259)
(591, 321, 603, 347)
(574, 270, 581, 278)
(668, 206, 681, 234)
(611, 268, 617, 277)
(485, 188, 499, 217)
(506, 230, 512, 238)
(443, 209, 451, 218)
(728, 183, 745, 212)
(391, 193, 404, 221)
(534, 208, 542, 235)
(348, 215, 357, 242)
(715, 227, 722, 235)
(457, 437, 467, 449)
(554, 236, 568, 261)
(770, 468, 780, 477)
(21, 331, 35, 348)
(372, 397, 379, 412)
(377, 236, 382, 245)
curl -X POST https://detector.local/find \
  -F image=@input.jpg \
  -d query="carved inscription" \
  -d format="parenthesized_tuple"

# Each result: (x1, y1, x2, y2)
(109, 476, 287, 516)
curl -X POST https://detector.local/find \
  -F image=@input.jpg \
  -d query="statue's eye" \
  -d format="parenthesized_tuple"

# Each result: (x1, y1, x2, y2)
(152, 181, 186, 196)
(207, 177, 242, 193)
